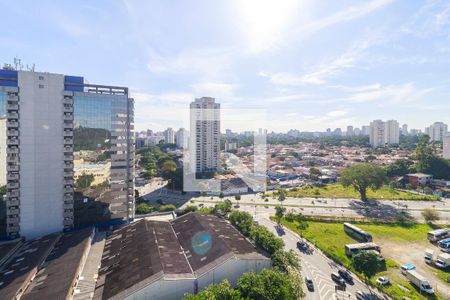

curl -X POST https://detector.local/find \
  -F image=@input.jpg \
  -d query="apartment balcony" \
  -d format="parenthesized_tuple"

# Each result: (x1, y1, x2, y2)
(64, 179, 74, 186)
(7, 147, 19, 154)
(7, 94, 18, 101)
(63, 219, 73, 227)
(7, 139, 19, 146)
(7, 156, 18, 163)
(64, 146, 73, 153)
(63, 122, 73, 129)
(64, 187, 73, 194)
(7, 121, 18, 128)
(64, 155, 74, 161)
(7, 208, 19, 215)
(63, 106, 73, 113)
(7, 165, 19, 172)
(7, 200, 19, 207)
(64, 171, 74, 177)
(63, 211, 73, 218)
(63, 130, 73, 137)
(7, 182, 19, 189)
(63, 97, 73, 105)
(63, 114, 73, 121)
(7, 173, 19, 181)
(64, 195, 73, 203)
(7, 104, 19, 110)
(111, 160, 128, 167)
(7, 226, 20, 233)
(7, 129, 19, 137)
(8, 190, 19, 198)
(63, 203, 73, 210)
(64, 138, 73, 145)
(7, 112, 19, 119)
(64, 164, 74, 170)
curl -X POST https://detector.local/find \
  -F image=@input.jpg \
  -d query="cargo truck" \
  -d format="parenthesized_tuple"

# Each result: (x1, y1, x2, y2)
(405, 270, 434, 295)
(424, 249, 434, 264)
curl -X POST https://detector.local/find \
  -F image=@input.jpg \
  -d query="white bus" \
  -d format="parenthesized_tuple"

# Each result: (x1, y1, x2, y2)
(343, 223, 372, 242)
(427, 228, 449, 242)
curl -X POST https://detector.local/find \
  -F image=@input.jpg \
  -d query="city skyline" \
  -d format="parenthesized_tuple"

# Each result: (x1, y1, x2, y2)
(1, 1, 450, 132)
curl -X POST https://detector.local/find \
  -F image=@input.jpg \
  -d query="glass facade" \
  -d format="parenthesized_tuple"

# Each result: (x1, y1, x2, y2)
(73, 93, 132, 227)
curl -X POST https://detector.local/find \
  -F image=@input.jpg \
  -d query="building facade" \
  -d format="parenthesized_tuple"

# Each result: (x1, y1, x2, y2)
(164, 127, 175, 144)
(369, 119, 399, 147)
(176, 128, 189, 149)
(0, 68, 134, 239)
(444, 135, 450, 160)
(426, 122, 448, 142)
(190, 97, 220, 173)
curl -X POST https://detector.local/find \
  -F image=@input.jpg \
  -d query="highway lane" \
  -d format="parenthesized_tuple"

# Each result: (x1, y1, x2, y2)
(257, 218, 385, 300)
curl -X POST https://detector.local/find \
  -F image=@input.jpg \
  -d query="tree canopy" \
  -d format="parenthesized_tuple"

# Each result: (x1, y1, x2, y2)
(229, 211, 253, 236)
(351, 251, 382, 281)
(340, 163, 387, 201)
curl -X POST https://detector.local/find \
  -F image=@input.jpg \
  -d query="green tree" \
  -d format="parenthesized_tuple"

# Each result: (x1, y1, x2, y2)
(271, 249, 300, 273)
(183, 280, 241, 300)
(135, 203, 153, 214)
(229, 211, 253, 236)
(294, 213, 309, 235)
(234, 194, 241, 201)
(385, 159, 414, 177)
(309, 167, 321, 180)
(275, 206, 285, 224)
(76, 173, 95, 189)
(158, 204, 176, 212)
(422, 208, 440, 224)
(178, 205, 198, 216)
(351, 251, 382, 282)
(277, 188, 286, 206)
(219, 192, 225, 199)
(237, 269, 298, 300)
(213, 200, 232, 216)
(340, 163, 387, 201)
(250, 225, 284, 255)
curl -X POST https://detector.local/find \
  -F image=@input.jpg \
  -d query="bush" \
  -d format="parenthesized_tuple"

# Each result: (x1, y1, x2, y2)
(183, 280, 241, 300)
(159, 204, 176, 212)
(271, 249, 300, 273)
(422, 208, 440, 223)
(135, 203, 153, 214)
(178, 205, 198, 216)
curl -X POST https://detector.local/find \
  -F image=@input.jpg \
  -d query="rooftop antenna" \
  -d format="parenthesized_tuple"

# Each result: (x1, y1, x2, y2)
(13, 57, 23, 70)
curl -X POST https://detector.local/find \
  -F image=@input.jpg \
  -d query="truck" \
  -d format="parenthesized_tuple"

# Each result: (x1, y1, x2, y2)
(435, 253, 450, 268)
(405, 270, 434, 295)
(424, 249, 434, 264)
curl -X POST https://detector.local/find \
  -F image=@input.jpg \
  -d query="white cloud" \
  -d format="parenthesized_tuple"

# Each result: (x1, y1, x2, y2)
(346, 83, 434, 104)
(191, 82, 238, 98)
(326, 110, 348, 117)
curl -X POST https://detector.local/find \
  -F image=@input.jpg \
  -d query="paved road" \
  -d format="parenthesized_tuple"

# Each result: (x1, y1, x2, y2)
(257, 218, 385, 300)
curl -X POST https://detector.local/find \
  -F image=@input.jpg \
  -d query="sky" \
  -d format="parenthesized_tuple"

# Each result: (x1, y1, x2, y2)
(1, 0, 450, 132)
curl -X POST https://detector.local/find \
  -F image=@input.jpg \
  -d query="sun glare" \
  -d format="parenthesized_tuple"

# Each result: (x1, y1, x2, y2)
(237, 0, 300, 53)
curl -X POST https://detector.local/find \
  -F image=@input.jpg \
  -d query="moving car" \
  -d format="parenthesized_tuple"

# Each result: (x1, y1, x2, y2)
(297, 241, 308, 251)
(338, 269, 353, 283)
(376, 276, 389, 285)
(400, 263, 416, 275)
(305, 276, 314, 291)
(331, 272, 345, 286)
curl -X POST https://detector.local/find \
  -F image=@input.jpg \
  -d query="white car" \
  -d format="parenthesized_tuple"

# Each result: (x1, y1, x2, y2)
(376, 276, 389, 285)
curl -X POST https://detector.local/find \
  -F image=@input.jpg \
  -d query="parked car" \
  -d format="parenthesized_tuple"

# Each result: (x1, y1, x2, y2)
(338, 269, 353, 283)
(400, 263, 416, 275)
(305, 276, 314, 291)
(355, 291, 366, 300)
(297, 241, 308, 250)
(331, 272, 345, 286)
(376, 276, 389, 285)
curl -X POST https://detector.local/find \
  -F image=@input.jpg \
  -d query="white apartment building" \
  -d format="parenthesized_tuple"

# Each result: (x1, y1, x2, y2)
(176, 128, 189, 148)
(0, 68, 134, 239)
(444, 135, 450, 160)
(361, 125, 370, 136)
(425, 122, 448, 142)
(369, 119, 399, 147)
(346, 125, 354, 137)
(190, 97, 220, 173)
(164, 127, 175, 144)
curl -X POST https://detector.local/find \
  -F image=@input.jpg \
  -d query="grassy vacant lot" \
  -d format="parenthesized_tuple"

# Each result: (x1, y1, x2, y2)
(284, 184, 439, 201)
(279, 219, 445, 300)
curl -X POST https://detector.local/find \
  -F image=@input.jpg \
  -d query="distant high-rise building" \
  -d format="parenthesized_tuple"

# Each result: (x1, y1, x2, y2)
(190, 97, 220, 173)
(176, 128, 189, 149)
(426, 122, 448, 142)
(369, 120, 399, 147)
(354, 127, 361, 136)
(225, 140, 238, 152)
(402, 124, 408, 135)
(361, 125, 370, 136)
(0, 118, 6, 186)
(384, 120, 400, 145)
(346, 125, 354, 137)
(164, 127, 175, 144)
(333, 128, 342, 136)
(409, 129, 421, 136)
(0, 68, 134, 239)
(225, 129, 232, 137)
(444, 135, 450, 160)
(326, 128, 331, 136)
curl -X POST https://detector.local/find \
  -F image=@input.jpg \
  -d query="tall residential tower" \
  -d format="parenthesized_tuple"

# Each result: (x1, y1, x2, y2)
(189, 97, 220, 174)
(0, 68, 134, 239)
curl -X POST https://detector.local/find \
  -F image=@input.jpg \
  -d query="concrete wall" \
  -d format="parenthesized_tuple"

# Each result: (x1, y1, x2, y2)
(18, 71, 65, 238)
